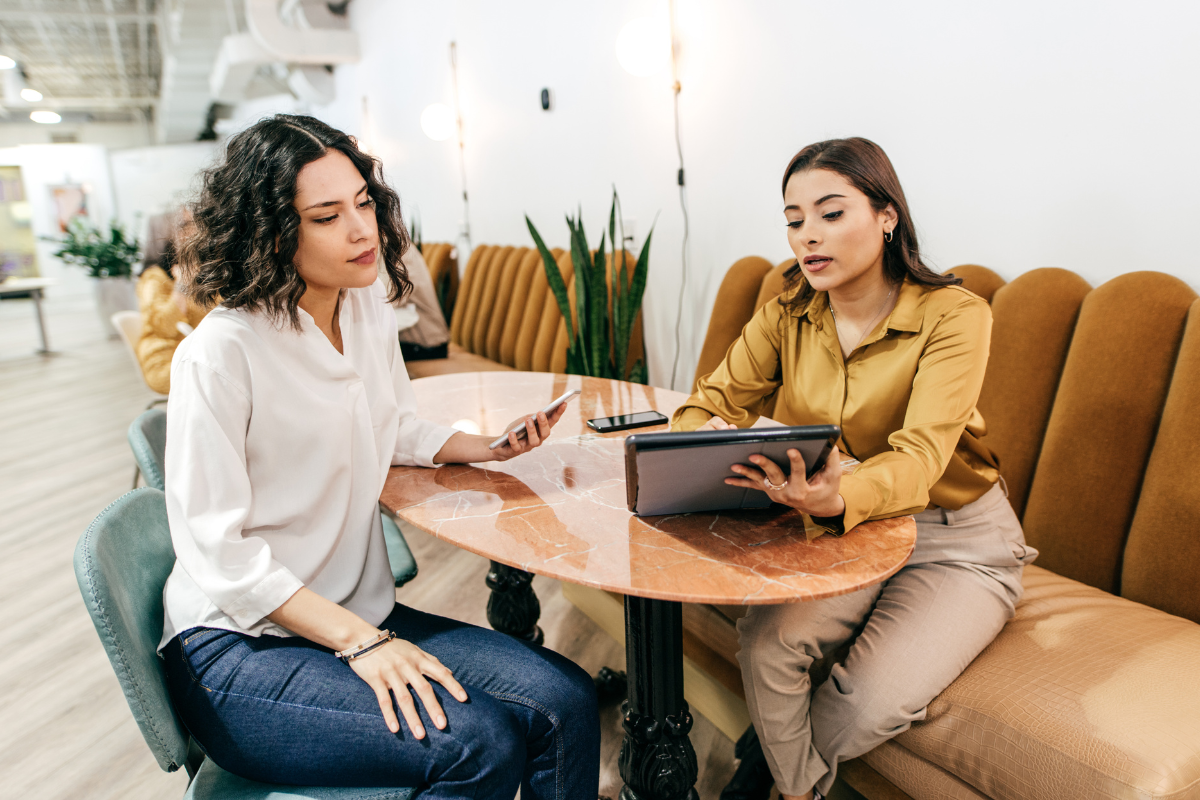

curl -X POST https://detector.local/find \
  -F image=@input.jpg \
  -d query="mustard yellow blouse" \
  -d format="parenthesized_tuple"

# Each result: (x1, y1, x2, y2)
(135, 266, 210, 395)
(672, 277, 1000, 537)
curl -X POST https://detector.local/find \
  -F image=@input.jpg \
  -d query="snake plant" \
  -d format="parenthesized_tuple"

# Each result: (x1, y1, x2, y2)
(526, 188, 652, 384)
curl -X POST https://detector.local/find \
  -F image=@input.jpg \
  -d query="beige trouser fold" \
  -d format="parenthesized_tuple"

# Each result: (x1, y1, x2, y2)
(736, 481, 1037, 797)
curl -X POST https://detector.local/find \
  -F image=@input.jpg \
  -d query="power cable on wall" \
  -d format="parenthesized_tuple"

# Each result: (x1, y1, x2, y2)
(667, 0, 689, 392)
(450, 41, 472, 257)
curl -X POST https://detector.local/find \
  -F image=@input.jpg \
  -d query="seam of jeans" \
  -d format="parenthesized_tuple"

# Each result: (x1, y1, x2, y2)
(185, 666, 484, 799)
(485, 690, 564, 800)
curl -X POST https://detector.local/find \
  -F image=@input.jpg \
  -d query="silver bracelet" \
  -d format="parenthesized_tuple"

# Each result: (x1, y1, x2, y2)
(335, 629, 396, 664)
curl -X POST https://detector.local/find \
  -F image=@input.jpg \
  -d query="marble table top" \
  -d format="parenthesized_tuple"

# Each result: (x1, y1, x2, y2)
(381, 372, 916, 605)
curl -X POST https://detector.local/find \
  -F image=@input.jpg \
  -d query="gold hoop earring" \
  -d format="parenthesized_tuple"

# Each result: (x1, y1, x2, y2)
(884, 229, 894, 243)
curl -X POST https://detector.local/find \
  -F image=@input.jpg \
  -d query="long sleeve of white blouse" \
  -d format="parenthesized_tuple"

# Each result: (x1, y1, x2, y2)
(165, 358, 304, 630)
(161, 281, 458, 646)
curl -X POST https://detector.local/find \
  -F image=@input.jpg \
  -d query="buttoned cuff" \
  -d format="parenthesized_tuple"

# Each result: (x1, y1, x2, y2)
(837, 473, 878, 534)
(802, 512, 846, 540)
(223, 567, 304, 629)
(671, 406, 713, 432)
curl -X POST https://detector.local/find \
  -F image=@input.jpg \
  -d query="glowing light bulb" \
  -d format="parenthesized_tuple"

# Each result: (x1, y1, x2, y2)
(20, 88, 42, 102)
(30, 110, 61, 124)
(615, 17, 671, 77)
(420, 103, 456, 142)
(0, 56, 15, 70)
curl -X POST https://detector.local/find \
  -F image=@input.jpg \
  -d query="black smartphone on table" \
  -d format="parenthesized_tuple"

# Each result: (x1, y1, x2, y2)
(587, 410, 670, 433)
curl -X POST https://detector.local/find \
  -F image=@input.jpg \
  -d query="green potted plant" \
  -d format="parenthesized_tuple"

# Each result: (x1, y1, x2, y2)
(48, 217, 141, 338)
(526, 188, 652, 384)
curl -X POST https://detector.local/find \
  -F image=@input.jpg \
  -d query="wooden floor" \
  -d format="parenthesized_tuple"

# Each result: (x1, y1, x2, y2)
(0, 294, 744, 799)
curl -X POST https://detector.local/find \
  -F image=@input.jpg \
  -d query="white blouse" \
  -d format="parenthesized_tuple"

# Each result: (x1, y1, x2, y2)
(158, 279, 457, 648)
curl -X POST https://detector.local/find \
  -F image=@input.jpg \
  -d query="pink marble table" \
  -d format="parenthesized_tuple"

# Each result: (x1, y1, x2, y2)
(380, 371, 916, 606)
(381, 371, 916, 800)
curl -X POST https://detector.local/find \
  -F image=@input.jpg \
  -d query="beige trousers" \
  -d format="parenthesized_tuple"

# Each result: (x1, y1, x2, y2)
(736, 482, 1037, 797)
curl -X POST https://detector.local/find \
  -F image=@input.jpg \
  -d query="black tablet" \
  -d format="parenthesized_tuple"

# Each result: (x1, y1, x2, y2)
(624, 425, 841, 516)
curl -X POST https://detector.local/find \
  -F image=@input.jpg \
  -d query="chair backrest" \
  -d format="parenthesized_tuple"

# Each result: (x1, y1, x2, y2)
(129, 409, 168, 491)
(112, 310, 143, 366)
(73, 488, 190, 773)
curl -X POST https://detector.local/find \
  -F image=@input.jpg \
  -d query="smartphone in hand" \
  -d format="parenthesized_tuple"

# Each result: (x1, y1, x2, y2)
(487, 389, 581, 450)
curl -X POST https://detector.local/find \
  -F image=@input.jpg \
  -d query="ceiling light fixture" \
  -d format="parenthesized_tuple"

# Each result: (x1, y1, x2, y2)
(0, 56, 15, 70)
(30, 110, 61, 124)
(615, 17, 671, 77)
(20, 88, 42, 102)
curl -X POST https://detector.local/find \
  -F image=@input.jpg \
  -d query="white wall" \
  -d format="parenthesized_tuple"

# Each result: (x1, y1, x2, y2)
(232, 0, 1200, 390)
(0, 144, 118, 297)
(109, 142, 219, 241)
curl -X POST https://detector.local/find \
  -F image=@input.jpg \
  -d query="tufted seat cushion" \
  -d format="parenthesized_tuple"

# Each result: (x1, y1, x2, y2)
(870, 565, 1200, 800)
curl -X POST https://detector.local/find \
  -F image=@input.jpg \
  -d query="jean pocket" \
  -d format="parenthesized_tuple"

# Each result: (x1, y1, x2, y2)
(179, 629, 245, 689)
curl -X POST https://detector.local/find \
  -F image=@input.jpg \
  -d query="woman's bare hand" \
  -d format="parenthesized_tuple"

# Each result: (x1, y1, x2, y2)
(725, 444, 846, 519)
(349, 637, 469, 737)
(696, 416, 736, 432)
(490, 403, 568, 461)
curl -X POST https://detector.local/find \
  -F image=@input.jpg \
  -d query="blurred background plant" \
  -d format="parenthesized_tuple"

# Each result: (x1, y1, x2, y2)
(526, 188, 652, 384)
(46, 217, 140, 279)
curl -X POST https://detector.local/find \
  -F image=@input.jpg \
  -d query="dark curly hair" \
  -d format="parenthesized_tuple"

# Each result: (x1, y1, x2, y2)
(778, 137, 960, 311)
(181, 114, 411, 328)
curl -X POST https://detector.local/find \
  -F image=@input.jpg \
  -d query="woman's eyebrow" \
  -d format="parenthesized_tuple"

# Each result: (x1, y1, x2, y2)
(816, 193, 845, 205)
(301, 183, 368, 211)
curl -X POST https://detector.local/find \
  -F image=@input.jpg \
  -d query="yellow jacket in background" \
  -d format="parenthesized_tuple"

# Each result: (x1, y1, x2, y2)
(135, 266, 210, 395)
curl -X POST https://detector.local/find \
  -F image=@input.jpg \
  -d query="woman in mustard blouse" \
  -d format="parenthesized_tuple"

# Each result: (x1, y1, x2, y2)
(135, 211, 209, 394)
(672, 138, 1037, 800)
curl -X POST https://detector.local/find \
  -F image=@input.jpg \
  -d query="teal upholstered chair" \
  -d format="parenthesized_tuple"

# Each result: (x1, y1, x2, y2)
(129, 407, 167, 490)
(74, 488, 417, 800)
(127, 410, 418, 587)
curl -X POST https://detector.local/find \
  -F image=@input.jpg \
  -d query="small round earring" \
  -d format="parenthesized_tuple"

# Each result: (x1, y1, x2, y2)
(884, 229, 894, 243)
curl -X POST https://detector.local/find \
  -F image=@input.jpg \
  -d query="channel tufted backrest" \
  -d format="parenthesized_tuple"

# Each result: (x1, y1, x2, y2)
(512, 248, 561, 371)
(975, 268, 1091, 517)
(493, 249, 542, 365)
(1121, 299, 1200, 622)
(693, 256, 775, 390)
(1021, 272, 1196, 593)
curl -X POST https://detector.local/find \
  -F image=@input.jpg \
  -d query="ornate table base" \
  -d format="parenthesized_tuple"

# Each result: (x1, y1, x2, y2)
(619, 597, 699, 800)
(485, 561, 544, 644)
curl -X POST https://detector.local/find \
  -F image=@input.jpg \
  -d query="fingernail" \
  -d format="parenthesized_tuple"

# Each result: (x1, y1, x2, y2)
(416, 727, 425, 738)
(437, 716, 446, 727)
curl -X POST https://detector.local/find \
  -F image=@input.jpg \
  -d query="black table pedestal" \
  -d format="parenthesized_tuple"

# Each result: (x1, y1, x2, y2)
(619, 597, 699, 800)
(485, 561, 544, 645)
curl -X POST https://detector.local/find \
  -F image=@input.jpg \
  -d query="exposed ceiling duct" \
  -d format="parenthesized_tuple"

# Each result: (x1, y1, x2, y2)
(209, 0, 357, 106)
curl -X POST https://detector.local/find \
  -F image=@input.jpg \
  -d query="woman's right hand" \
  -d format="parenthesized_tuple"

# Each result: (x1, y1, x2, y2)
(697, 416, 736, 432)
(349, 637, 469, 737)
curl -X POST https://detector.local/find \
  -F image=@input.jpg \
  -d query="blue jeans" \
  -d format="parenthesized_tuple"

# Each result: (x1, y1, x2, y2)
(163, 603, 600, 800)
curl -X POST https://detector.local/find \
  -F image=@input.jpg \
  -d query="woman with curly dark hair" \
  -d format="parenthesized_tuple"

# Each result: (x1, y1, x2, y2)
(157, 115, 600, 799)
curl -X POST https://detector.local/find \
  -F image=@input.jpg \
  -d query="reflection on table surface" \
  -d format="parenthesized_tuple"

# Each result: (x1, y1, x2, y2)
(381, 372, 916, 605)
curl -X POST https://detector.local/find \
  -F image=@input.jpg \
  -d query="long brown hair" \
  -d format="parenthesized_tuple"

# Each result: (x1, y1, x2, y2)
(779, 137, 959, 311)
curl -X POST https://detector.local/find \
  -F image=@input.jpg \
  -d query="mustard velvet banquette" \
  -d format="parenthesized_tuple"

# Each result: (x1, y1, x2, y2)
(405, 243, 645, 379)
(668, 257, 1200, 800)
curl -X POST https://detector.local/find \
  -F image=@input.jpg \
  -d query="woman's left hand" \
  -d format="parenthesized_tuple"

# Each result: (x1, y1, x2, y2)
(725, 445, 846, 518)
(489, 404, 568, 461)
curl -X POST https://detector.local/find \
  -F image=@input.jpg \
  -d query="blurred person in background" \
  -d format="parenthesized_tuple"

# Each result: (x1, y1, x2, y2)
(135, 209, 210, 394)
(390, 244, 450, 361)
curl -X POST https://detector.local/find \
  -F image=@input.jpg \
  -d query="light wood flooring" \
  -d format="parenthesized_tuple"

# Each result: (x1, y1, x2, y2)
(0, 294, 744, 799)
